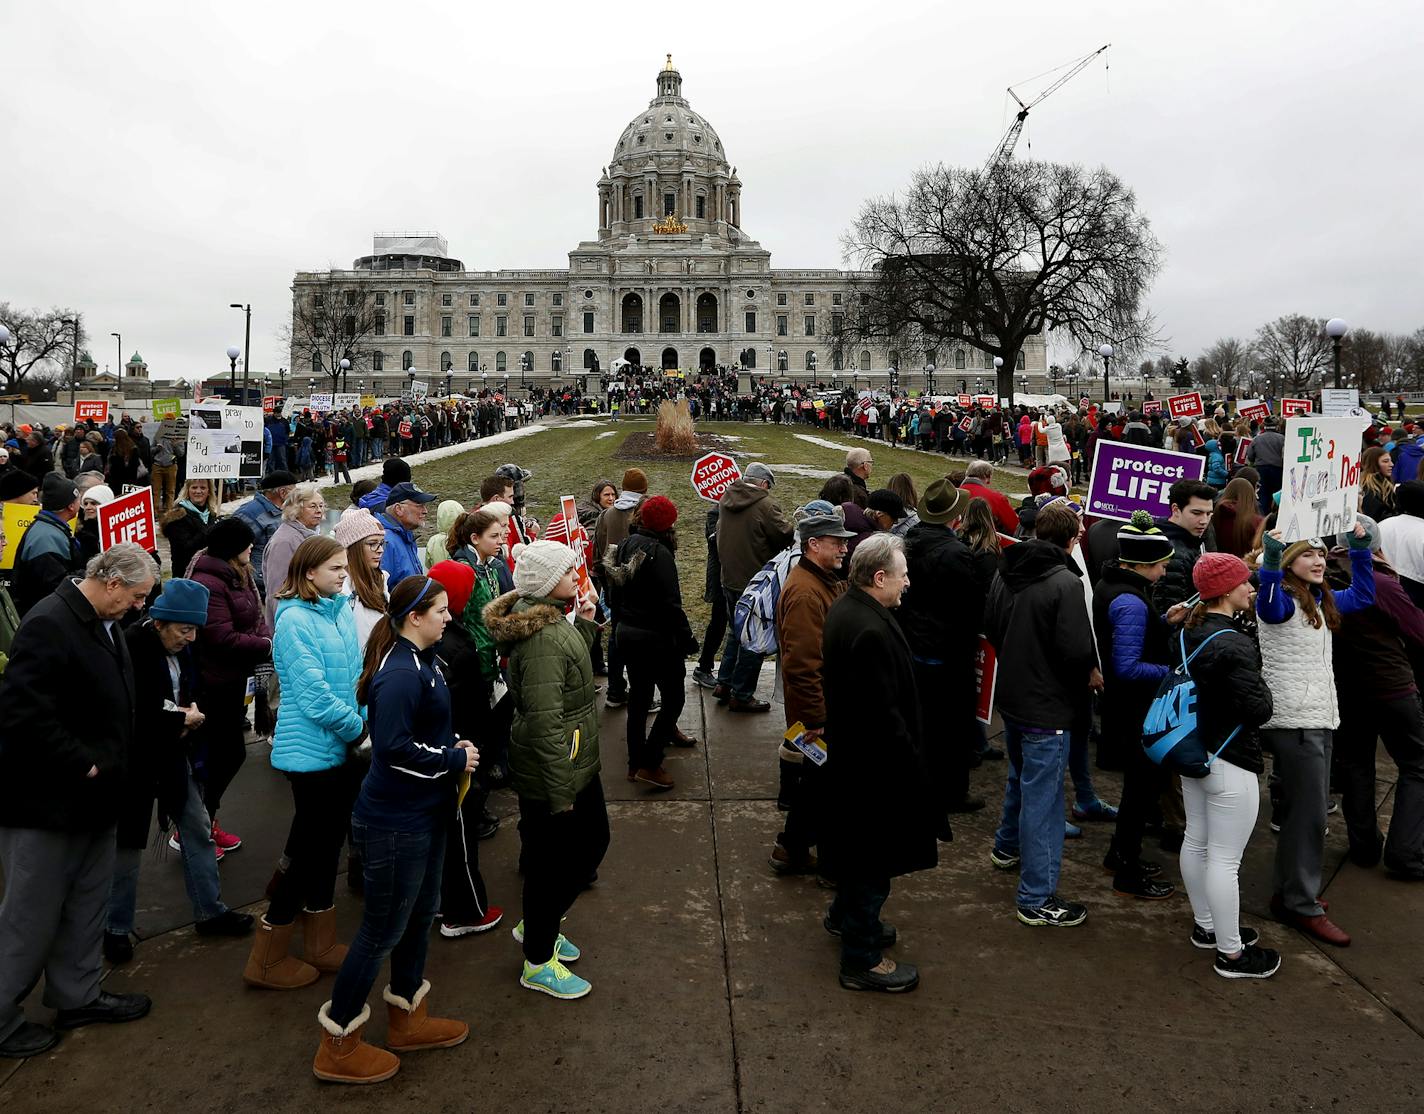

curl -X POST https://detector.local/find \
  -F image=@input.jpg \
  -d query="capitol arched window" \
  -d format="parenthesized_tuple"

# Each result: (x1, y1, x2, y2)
(955, 349, 966, 369)
(696, 195, 706, 219)
(1016, 350, 1026, 370)
(496, 352, 507, 372)
(401, 350, 413, 371)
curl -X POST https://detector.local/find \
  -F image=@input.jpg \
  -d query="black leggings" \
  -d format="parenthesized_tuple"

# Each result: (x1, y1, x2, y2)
(267, 764, 357, 924)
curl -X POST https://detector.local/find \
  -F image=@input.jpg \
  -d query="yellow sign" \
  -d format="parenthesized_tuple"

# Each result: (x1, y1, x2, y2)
(360, 395, 377, 409)
(0, 504, 81, 569)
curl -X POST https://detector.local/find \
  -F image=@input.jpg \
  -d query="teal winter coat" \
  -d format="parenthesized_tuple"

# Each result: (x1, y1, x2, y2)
(271, 594, 365, 772)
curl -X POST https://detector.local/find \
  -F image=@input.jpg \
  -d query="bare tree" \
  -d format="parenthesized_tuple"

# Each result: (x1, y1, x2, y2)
(840, 159, 1163, 402)
(1339, 327, 1393, 393)
(279, 276, 384, 392)
(0, 304, 86, 394)
(1194, 338, 1252, 397)
(1253, 314, 1331, 396)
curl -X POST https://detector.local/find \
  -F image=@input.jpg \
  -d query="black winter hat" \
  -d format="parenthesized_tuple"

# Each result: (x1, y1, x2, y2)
(0, 470, 39, 501)
(205, 517, 258, 561)
(1116, 509, 1174, 565)
(381, 458, 412, 486)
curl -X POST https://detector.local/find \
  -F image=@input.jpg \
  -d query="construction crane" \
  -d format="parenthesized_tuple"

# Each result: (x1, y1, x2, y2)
(986, 43, 1110, 169)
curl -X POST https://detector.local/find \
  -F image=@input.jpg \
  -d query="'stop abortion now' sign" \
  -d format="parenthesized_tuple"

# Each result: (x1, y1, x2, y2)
(1085, 442, 1206, 523)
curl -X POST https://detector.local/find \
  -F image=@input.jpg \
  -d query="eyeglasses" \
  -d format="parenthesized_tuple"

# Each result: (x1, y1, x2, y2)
(364, 538, 386, 550)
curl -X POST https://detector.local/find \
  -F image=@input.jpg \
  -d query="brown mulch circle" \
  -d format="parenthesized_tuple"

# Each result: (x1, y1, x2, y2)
(613, 430, 737, 461)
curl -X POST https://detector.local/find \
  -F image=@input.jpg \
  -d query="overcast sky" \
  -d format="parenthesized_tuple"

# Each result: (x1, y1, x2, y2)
(6, 0, 1419, 382)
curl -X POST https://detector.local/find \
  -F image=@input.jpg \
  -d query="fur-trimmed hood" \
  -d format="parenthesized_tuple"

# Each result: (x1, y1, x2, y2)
(600, 540, 650, 588)
(483, 589, 566, 649)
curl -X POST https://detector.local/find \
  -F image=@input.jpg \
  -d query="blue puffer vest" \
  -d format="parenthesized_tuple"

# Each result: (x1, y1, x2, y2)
(271, 593, 365, 772)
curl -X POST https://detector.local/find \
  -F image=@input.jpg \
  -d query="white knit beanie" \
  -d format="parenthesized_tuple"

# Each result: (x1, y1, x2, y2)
(513, 540, 578, 599)
(333, 508, 384, 550)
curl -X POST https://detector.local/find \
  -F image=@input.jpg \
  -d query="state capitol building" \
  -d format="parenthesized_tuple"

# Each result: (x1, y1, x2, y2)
(289, 56, 1046, 393)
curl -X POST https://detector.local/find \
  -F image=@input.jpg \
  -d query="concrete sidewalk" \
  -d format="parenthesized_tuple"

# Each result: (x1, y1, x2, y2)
(3, 669, 1422, 1113)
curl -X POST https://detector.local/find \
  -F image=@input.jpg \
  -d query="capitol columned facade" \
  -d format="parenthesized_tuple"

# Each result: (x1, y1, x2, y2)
(289, 57, 1046, 393)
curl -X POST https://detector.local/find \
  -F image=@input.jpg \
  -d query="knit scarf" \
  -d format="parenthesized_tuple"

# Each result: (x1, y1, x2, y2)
(179, 499, 212, 524)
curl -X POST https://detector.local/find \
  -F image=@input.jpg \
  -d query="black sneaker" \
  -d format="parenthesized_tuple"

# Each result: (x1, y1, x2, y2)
(989, 847, 1020, 871)
(1102, 849, 1164, 878)
(824, 915, 897, 948)
(604, 691, 628, 709)
(1112, 875, 1176, 900)
(103, 931, 134, 965)
(195, 910, 255, 937)
(691, 668, 718, 689)
(1214, 943, 1282, 979)
(1191, 925, 1260, 950)
(839, 959, 920, 993)
(1016, 897, 1088, 927)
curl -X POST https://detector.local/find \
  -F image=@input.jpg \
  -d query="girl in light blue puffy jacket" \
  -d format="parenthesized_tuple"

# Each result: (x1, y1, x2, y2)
(244, 534, 367, 989)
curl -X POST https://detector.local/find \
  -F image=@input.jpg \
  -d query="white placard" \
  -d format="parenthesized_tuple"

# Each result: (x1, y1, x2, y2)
(333, 393, 361, 410)
(309, 393, 333, 411)
(186, 405, 263, 480)
(1277, 416, 1365, 542)
(1320, 388, 1360, 417)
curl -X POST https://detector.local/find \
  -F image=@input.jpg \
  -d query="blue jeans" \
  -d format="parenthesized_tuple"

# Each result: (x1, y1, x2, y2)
(715, 587, 764, 701)
(828, 876, 891, 971)
(1068, 729, 1100, 809)
(108, 771, 226, 934)
(329, 822, 445, 1027)
(994, 720, 1071, 909)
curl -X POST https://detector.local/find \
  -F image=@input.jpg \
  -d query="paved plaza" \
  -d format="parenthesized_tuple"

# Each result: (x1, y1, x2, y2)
(2, 669, 1422, 1113)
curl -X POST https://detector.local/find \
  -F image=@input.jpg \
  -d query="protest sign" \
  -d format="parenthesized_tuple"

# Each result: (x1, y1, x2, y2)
(1080, 396, 1091, 410)
(410, 380, 428, 400)
(1085, 442, 1206, 523)
(261, 396, 279, 415)
(98, 488, 157, 551)
(151, 397, 182, 420)
(0, 503, 41, 571)
(1142, 400, 1161, 414)
(957, 393, 972, 407)
(1276, 416, 1365, 542)
(74, 399, 108, 423)
(1320, 388, 1361, 417)
(958, 416, 974, 432)
(557, 494, 596, 608)
(334, 393, 361, 411)
(692, 451, 741, 503)
(1234, 437, 1252, 466)
(1167, 392, 1205, 420)
(976, 394, 995, 408)
(309, 393, 333, 412)
(186, 405, 263, 481)
(360, 395, 377, 408)
(1237, 399, 1270, 422)
(974, 636, 997, 726)
(1281, 398, 1312, 417)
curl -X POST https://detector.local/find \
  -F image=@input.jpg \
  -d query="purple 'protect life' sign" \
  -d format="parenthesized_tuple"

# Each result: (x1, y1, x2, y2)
(1085, 442, 1206, 523)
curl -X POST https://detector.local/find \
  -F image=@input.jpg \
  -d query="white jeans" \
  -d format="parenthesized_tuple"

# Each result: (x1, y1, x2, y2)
(1179, 758, 1261, 954)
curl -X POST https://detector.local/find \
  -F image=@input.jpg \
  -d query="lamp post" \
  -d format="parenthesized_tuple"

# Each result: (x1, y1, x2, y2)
(1099, 343, 1114, 403)
(62, 317, 81, 405)
(227, 345, 241, 397)
(993, 355, 1004, 401)
(277, 366, 286, 395)
(924, 362, 935, 397)
(229, 303, 251, 403)
(339, 357, 350, 392)
(110, 332, 122, 387)
(1325, 317, 1348, 389)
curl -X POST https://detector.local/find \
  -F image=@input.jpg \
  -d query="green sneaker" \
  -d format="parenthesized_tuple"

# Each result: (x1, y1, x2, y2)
(511, 920, 580, 962)
(520, 957, 591, 999)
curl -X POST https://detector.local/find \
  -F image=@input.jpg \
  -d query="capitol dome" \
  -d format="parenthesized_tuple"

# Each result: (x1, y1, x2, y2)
(597, 56, 743, 238)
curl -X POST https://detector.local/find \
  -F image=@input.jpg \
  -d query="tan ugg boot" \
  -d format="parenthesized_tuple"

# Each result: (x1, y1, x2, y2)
(301, 906, 349, 973)
(313, 1002, 399, 1084)
(383, 980, 469, 1052)
(243, 916, 321, 989)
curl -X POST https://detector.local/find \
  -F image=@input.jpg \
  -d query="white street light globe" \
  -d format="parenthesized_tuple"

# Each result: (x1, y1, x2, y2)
(339, 358, 350, 371)
(1325, 317, 1349, 339)
(1098, 343, 1114, 358)
(226, 345, 241, 361)
(925, 363, 935, 373)
(993, 356, 1004, 368)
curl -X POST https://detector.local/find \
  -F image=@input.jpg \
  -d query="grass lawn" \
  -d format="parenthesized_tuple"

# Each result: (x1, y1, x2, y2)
(328, 419, 1037, 631)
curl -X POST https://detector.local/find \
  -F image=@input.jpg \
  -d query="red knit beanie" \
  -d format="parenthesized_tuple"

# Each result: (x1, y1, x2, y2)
(639, 495, 678, 534)
(1192, 552, 1251, 600)
(428, 559, 476, 617)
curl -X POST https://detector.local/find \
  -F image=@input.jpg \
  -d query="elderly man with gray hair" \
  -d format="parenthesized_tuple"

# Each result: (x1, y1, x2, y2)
(0, 542, 158, 1058)
(844, 446, 873, 493)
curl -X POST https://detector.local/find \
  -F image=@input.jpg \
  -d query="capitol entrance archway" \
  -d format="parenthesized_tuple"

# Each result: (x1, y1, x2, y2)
(623, 347, 641, 367)
(699, 347, 716, 370)
(661, 347, 679, 370)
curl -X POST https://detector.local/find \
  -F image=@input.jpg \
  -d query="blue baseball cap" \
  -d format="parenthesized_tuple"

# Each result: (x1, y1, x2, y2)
(384, 481, 437, 509)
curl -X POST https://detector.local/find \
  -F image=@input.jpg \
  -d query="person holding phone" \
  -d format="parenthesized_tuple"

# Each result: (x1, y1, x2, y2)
(484, 541, 609, 1000)
(312, 574, 476, 1084)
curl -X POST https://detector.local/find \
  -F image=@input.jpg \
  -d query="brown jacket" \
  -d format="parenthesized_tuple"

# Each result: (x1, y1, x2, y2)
(717, 480, 793, 594)
(775, 556, 846, 731)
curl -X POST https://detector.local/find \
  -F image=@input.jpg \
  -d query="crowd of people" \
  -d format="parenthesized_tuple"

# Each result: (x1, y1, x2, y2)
(1, 392, 1421, 1080)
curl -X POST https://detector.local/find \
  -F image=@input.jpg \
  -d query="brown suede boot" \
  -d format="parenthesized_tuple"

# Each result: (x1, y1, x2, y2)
(243, 916, 320, 989)
(313, 1002, 400, 1084)
(383, 980, 469, 1052)
(301, 906, 349, 973)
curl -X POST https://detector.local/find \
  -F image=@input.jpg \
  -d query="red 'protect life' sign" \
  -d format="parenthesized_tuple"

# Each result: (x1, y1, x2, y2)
(98, 488, 156, 552)
(974, 635, 997, 726)
(1281, 398, 1312, 417)
(74, 399, 109, 423)
(691, 452, 742, 503)
(1167, 392, 1205, 420)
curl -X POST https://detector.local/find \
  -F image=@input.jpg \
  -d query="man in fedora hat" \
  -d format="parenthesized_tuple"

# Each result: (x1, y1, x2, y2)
(898, 479, 993, 833)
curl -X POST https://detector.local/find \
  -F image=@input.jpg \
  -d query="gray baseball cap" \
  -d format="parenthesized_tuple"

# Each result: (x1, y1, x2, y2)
(745, 462, 776, 487)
